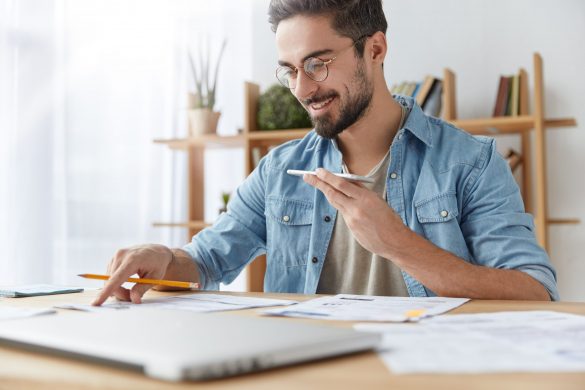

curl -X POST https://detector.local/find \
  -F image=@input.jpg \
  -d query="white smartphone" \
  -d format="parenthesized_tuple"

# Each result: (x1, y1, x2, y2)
(286, 169, 375, 184)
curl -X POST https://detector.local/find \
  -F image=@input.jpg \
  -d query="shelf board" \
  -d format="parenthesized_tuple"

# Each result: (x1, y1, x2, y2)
(545, 118, 578, 129)
(247, 129, 311, 142)
(153, 221, 211, 229)
(153, 134, 246, 150)
(154, 116, 577, 149)
(547, 218, 580, 225)
(451, 116, 576, 135)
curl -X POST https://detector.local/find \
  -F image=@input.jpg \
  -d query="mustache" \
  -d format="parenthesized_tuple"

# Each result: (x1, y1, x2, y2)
(303, 92, 338, 106)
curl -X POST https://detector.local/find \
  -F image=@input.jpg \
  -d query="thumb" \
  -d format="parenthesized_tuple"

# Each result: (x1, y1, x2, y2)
(129, 283, 153, 304)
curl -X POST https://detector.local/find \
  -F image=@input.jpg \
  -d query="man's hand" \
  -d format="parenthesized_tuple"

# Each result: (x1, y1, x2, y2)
(303, 168, 406, 258)
(303, 168, 551, 301)
(92, 244, 174, 306)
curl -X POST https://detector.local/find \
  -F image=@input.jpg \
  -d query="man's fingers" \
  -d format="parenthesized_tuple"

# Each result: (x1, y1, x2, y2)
(303, 173, 350, 211)
(315, 169, 364, 199)
(92, 265, 134, 306)
(129, 283, 153, 304)
(128, 267, 166, 304)
(112, 286, 131, 302)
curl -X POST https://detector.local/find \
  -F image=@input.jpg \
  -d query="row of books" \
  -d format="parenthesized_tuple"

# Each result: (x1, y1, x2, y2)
(391, 76, 443, 118)
(492, 70, 526, 117)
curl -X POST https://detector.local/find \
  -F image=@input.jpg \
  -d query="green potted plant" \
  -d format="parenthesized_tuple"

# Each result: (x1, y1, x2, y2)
(187, 39, 227, 136)
(257, 84, 312, 130)
(218, 191, 230, 215)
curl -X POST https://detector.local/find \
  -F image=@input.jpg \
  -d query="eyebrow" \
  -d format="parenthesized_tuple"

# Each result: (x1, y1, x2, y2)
(278, 48, 334, 67)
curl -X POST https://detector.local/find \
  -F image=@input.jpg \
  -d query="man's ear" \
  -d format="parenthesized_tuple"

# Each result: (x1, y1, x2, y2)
(367, 31, 387, 65)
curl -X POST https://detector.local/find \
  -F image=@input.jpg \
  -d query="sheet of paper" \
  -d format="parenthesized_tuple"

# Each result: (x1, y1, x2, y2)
(0, 307, 56, 320)
(355, 310, 585, 374)
(263, 294, 469, 322)
(0, 284, 84, 298)
(56, 293, 298, 313)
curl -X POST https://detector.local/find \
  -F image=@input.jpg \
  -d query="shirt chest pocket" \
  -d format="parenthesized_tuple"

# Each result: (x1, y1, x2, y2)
(415, 193, 459, 224)
(264, 198, 314, 267)
(414, 193, 469, 258)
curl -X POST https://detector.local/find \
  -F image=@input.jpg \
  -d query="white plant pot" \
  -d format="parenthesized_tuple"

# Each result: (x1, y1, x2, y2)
(188, 108, 221, 136)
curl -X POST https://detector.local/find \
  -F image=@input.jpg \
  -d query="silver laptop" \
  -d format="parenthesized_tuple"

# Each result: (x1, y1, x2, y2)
(0, 309, 381, 381)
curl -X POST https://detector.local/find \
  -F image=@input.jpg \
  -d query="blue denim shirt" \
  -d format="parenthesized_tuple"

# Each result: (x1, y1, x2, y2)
(184, 96, 559, 300)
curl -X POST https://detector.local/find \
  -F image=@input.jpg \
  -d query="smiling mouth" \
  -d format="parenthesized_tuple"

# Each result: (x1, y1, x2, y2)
(309, 96, 335, 112)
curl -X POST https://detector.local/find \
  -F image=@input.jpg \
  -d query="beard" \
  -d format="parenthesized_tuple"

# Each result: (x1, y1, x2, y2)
(304, 63, 373, 139)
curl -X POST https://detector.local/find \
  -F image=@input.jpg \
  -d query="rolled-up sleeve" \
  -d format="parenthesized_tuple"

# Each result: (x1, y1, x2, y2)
(182, 156, 269, 290)
(460, 139, 559, 300)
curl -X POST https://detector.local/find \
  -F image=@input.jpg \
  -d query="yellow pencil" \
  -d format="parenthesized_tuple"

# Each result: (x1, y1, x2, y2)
(78, 274, 200, 289)
(405, 309, 426, 319)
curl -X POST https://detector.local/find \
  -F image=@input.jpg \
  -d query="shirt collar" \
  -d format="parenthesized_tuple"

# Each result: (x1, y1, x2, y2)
(326, 94, 434, 150)
(393, 95, 434, 148)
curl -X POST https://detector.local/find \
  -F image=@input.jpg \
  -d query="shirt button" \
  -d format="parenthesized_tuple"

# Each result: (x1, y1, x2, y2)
(282, 215, 290, 222)
(324, 215, 331, 222)
(390, 172, 398, 179)
(440, 210, 449, 218)
(311, 257, 319, 264)
(398, 133, 403, 140)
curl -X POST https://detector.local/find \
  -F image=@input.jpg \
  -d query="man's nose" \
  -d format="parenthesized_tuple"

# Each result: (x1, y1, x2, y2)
(293, 70, 318, 102)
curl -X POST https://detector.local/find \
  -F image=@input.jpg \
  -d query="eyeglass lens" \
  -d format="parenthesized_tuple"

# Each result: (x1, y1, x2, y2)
(276, 57, 329, 89)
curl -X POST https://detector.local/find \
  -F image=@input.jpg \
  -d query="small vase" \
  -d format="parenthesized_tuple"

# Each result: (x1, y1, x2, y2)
(188, 108, 221, 136)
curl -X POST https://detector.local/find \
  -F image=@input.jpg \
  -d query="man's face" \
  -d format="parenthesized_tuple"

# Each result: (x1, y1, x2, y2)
(275, 15, 373, 139)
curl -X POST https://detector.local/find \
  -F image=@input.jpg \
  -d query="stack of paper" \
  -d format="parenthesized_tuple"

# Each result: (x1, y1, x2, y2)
(356, 310, 585, 373)
(264, 294, 469, 322)
(56, 293, 297, 313)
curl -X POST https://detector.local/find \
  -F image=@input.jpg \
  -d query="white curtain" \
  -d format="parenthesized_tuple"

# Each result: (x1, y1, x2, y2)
(0, 0, 251, 288)
(0, 0, 62, 283)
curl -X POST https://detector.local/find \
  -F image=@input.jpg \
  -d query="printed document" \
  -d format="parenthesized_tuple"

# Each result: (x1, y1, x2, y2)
(264, 294, 469, 322)
(0, 307, 56, 321)
(355, 310, 585, 373)
(56, 293, 297, 313)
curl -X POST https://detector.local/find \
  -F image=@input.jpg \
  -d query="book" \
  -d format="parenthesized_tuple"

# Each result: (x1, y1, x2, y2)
(504, 76, 514, 116)
(392, 81, 407, 95)
(422, 79, 443, 118)
(416, 76, 436, 107)
(402, 82, 417, 97)
(0, 284, 84, 298)
(518, 69, 529, 115)
(411, 82, 421, 98)
(510, 73, 520, 116)
(492, 76, 510, 117)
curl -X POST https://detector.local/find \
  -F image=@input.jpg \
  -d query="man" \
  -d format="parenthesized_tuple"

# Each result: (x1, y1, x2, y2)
(93, 0, 557, 306)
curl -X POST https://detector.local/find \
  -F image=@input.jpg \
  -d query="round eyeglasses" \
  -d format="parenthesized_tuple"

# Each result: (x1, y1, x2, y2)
(275, 35, 369, 90)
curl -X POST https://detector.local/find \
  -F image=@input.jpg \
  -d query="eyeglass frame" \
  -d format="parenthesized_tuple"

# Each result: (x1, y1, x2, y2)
(275, 34, 371, 90)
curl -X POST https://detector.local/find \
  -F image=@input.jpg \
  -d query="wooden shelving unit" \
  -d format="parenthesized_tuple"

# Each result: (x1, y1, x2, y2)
(154, 52, 577, 292)
(442, 53, 578, 251)
(152, 83, 310, 293)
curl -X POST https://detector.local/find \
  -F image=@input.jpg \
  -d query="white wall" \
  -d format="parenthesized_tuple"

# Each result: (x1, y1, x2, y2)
(248, 0, 585, 301)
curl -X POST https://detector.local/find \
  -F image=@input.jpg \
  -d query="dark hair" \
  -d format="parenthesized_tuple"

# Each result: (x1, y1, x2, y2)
(268, 0, 388, 57)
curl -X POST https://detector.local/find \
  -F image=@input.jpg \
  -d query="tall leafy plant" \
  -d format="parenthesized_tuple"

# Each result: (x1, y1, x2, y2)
(188, 38, 227, 111)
